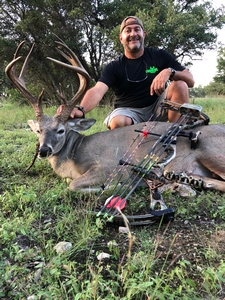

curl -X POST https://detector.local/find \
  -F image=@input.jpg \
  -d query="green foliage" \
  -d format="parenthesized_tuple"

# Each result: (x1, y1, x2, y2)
(204, 82, 225, 97)
(1, 99, 225, 299)
(189, 86, 206, 98)
(1, 0, 225, 105)
(214, 47, 225, 84)
(0, 38, 17, 94)
(111, 0, 225, 64)
(191, 97, 225, 123)
(202, 47, 225, 95)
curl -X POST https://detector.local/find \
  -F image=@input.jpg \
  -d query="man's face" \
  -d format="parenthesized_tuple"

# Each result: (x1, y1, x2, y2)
(120, 20, 145, 53)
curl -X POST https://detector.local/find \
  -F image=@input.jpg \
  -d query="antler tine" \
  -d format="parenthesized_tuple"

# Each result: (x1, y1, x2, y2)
(51, 34, 86, 71)
(5, 41, 44, 121)
(47, 36, 90, 122)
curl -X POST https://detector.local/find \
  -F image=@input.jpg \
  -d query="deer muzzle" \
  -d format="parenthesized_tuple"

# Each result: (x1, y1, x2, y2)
(38, 146, 52, 158)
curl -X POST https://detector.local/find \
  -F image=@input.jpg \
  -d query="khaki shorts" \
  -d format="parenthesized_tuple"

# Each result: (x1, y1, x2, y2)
(104, 85, 169, 128)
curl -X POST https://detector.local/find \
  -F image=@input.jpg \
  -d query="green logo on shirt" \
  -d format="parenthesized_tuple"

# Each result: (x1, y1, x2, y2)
(146, 66, 158, 74)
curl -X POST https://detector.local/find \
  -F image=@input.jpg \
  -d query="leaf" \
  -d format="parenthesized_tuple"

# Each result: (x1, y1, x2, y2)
(186, 277, 196, 287)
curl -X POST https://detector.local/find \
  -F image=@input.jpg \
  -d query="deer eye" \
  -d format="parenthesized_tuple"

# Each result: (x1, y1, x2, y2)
(57, 129, 65, 135)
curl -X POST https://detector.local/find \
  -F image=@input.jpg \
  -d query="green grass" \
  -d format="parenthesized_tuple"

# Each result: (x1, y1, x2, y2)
(191, 97, 225, 123)
(0, 98, 225, 299)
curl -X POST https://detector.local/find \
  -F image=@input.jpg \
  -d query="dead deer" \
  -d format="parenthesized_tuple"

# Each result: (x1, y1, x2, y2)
(5, 36, 225, 193)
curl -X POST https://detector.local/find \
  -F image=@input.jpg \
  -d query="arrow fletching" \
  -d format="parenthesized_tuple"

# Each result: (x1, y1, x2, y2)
(105, 196, 126, 210)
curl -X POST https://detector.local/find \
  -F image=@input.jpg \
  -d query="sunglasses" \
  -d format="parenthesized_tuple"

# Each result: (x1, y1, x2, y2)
(125, 60, 148, 83)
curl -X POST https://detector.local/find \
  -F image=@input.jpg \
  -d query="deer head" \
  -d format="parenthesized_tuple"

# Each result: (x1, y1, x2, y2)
(5, 35, 95, 158)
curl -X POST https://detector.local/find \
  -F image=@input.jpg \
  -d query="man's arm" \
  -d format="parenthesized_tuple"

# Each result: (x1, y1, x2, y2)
(150, 69, 194, 96)
(169, 69, 194, 87)
(57, 81, 109, 118)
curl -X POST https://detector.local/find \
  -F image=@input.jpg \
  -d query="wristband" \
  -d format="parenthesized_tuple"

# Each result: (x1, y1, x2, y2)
(76, 105, 85, 118)
(168, 68, 176, 80)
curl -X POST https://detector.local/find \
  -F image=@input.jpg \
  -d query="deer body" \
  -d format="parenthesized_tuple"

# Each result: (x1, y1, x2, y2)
(28, 117, 225, 191)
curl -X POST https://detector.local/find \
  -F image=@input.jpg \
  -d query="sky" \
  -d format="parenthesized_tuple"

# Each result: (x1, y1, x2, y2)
(189, 0, 225, 87)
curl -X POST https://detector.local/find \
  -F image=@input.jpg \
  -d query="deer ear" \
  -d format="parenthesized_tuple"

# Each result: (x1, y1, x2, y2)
(28, 120, 40, 134)
(68, 118, 96, 132)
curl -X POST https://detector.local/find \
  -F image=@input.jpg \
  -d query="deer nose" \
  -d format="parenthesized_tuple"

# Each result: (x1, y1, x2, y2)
(39, 146, 52, 158)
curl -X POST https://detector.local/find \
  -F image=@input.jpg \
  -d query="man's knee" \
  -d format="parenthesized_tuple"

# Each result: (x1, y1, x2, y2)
(167, 80, 189, 102)
(171, 80, 188, 92)
(109, 115, 133, 129)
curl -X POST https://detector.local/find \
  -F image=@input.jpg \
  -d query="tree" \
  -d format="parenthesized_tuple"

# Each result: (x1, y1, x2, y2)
(204, 47, 225, 96)
(0, 38, 17, 94)
(205, 47, 225, 96)
(214, 47, 225, 84)
(111, 0, 225, 67)
(1, 0, 225, 104)
(204, 81, 225, 96)
(189, 86, 206, 98)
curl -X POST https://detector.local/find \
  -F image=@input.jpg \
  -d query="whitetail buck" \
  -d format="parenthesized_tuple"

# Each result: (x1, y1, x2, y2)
(5, 36, 225, 193)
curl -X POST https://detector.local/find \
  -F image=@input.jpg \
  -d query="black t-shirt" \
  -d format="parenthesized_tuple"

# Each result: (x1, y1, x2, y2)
(98, 47, 185, 108)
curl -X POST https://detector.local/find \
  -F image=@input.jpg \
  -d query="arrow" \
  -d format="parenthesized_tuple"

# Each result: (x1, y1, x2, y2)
(105, 196, 127, 210)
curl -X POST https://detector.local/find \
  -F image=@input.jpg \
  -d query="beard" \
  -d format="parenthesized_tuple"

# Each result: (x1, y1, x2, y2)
(126, 37, 144, 53)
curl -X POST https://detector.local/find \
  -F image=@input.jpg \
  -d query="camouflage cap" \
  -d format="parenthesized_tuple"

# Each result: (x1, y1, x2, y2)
(120, 16, 144, 33)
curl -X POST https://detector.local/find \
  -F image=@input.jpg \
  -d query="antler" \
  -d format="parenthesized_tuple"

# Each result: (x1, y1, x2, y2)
(5, 36, 90, 123)
(47, 35, 90, 122)
(5, 41, 44, 121)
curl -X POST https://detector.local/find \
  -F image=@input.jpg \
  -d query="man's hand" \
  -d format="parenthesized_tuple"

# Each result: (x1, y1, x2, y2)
(56, 105, 84, 118)
(150, 69, 171, 96)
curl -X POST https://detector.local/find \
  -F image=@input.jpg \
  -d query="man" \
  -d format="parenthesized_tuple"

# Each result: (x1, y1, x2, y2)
(58, 16, 195, 129)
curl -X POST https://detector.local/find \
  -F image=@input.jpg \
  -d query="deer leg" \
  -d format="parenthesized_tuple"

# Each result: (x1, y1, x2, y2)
(68, 166, 129, 192)
(68, 168, 106, 191)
